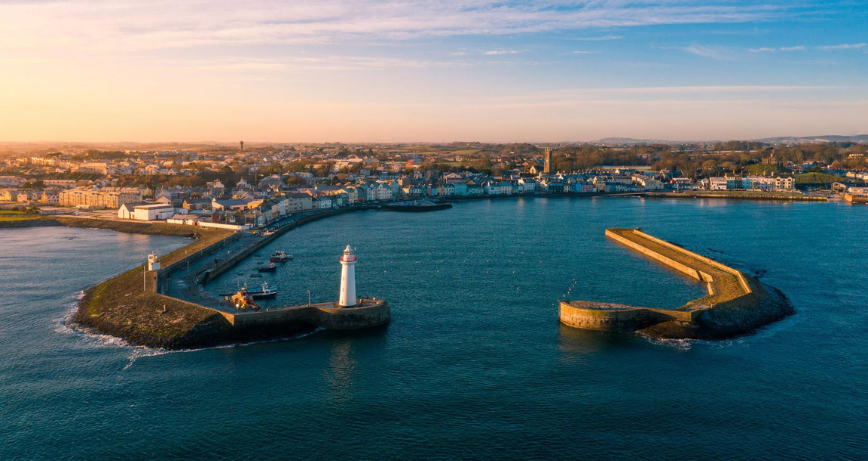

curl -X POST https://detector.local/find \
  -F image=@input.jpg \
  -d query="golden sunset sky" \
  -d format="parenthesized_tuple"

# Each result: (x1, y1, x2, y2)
(2, 0, 866, 142)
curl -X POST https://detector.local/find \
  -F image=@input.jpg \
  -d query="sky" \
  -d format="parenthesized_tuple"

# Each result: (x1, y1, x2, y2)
(0, 0, 866, 143)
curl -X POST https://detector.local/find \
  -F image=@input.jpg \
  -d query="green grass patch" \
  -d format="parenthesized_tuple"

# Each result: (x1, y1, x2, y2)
(745, 164, 790, 176)
(795, 172, 846, 185)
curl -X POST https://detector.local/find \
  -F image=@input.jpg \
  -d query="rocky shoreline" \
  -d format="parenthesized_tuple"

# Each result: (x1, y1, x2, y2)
(67, 207, 381, 349)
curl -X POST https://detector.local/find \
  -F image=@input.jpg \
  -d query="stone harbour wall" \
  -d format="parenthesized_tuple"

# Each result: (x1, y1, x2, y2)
(559, 228, 794, 339)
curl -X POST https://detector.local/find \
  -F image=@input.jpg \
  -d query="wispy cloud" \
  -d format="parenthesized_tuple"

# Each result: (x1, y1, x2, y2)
(680, 45, 738, 60)
(609, 85, 839, 94)
(159, 55, 470, 72)
(0, 0, 788, 53)
(484, 49, 522, 56)
(750, 43, 865, 53)
(488, 85, 845, 104)
(750, 45, 805, 52)
(571, 50, 600, 54)
(573, 35, 623, 41)
(817, 43, 867, 50)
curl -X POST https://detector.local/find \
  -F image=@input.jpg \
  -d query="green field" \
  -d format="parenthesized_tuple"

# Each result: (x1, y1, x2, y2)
(0, 210, 38, 221)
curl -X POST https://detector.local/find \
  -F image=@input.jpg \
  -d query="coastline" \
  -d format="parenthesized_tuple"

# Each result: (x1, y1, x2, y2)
(61, 207, 383, 349)
(3, 196, 809, 349)
(0, 216, 214, 237)
(645, 190, 829, 202)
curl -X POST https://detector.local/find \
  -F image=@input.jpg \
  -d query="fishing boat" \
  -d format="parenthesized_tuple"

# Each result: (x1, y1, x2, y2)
(270, 250, 291, 262)
(258, 263, 277, 272)
(248, 282, 278, 299)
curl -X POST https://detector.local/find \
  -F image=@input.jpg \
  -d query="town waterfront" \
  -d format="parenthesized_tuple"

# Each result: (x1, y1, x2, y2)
(2, 198, 867, 459)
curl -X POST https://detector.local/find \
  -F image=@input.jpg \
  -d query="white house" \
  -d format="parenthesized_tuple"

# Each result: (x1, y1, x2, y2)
(518, 178, 538, 193)
(132, 204, 178, 221)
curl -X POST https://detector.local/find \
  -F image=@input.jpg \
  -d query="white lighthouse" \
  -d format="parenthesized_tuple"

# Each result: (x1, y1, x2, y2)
(339, 245, 357, 307)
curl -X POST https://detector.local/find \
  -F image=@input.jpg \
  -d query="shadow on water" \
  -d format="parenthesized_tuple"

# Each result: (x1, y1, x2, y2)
(557, 323, 642, 356)
(315, 322, 390, 343)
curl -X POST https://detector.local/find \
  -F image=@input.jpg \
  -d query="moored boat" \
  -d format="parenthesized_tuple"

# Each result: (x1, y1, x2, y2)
(248, 282, 278, 299)
(383, 200, 452, 212)
(258, 263, 277, 272)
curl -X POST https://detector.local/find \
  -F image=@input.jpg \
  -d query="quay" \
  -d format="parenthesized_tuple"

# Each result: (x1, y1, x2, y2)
(559, 228, 794, 339)
(844, 193, 868, 205)
(645, 190, 828, 202)
(74, 207, 390, 349)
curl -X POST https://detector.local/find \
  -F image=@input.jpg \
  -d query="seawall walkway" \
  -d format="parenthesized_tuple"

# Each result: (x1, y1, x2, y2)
(559, 228, 793, 339)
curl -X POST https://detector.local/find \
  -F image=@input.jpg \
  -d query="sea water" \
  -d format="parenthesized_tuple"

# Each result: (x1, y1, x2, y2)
(1, 198, 866, 459)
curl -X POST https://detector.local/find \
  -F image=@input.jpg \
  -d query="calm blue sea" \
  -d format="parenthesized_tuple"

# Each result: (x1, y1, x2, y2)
(1, 198, 866, 460)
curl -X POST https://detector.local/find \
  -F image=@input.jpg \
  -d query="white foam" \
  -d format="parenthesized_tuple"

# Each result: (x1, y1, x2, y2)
(58, 288, 325, 369)
(641, 334, 742, 351)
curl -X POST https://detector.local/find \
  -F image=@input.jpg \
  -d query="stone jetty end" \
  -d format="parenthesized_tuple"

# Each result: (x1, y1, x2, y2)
(559, 228, 794, 339)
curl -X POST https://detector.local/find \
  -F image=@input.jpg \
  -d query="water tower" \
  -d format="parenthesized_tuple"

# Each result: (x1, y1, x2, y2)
(339, 245, 357, 307)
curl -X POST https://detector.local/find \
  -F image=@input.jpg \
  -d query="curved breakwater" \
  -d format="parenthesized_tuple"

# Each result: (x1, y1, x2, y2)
(559, 228, 794, 338)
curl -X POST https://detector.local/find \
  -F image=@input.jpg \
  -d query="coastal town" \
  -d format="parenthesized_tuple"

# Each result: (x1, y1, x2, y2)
(1, 140, 867, 227)
(5, 0, 868, 459)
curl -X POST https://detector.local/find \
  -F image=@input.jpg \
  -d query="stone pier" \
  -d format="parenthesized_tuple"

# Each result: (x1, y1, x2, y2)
(559, 228, 794, 339)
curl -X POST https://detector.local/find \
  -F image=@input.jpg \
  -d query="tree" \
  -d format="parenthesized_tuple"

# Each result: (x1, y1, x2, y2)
(701, 160, 717, 171)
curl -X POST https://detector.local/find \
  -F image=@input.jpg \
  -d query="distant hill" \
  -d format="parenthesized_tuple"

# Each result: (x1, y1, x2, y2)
(589, 135, 868, 145)
(753, 135, 868, 144)
(590, 137, 683, 145)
